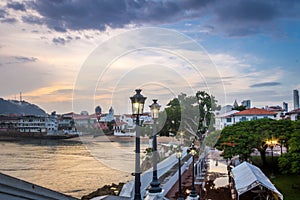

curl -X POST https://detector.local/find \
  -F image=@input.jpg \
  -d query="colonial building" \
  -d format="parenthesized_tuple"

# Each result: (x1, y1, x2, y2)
(233, 108, 276, 122)
(215, 108, 277, 130)
(286, 108, 300, 121)
(215, 110, 239, 130)
(0, 113, 58, 134)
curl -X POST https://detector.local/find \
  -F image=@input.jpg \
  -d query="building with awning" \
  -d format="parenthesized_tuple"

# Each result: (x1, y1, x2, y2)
(231, 162, 283, 200)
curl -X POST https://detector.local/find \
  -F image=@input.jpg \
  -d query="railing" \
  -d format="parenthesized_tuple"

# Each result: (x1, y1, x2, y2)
(120, 147, 189, 199)
(0, 173, 77, 200)
(162, 156, 193, 196)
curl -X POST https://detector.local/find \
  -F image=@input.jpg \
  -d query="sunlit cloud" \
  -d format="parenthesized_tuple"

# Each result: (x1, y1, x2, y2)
(0, 0, 299, 114)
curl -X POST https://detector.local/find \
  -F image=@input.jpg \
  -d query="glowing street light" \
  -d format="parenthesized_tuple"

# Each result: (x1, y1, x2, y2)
(149, 99, 162, 194)
(130, 89, 147, 200)
(188, 140, 198, 199)
(176, 148, 184, 200)
(265, 137, 278, 178)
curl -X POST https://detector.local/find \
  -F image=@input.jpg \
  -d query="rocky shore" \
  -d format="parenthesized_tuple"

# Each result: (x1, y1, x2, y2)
(81, 182, 125, 200)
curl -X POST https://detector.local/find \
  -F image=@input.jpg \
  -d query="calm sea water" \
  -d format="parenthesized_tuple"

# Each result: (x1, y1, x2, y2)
(0, 136, 149, 198)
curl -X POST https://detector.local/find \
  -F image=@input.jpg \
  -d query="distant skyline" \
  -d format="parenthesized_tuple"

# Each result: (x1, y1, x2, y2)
(0, 0, 299, 114)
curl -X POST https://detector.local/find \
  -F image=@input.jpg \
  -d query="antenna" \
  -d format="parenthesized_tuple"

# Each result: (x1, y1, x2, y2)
(20, 92, 22, 101)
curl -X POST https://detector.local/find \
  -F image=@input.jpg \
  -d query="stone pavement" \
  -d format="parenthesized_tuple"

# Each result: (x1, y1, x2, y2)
(165, 157, 200, 199)
(165, 149, 230, 200)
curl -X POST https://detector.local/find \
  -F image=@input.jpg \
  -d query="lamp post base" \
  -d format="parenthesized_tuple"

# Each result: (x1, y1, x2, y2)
(145, 190, 164, 200)
(186, 195, 199, 200)
(149, 180, 162, 193)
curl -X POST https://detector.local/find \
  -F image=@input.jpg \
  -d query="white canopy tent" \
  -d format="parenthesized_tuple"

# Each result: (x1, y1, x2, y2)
(232, 161, 283, 200)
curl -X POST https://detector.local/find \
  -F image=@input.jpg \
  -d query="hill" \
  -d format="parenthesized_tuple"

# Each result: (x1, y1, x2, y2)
(0, 98, 47, 116)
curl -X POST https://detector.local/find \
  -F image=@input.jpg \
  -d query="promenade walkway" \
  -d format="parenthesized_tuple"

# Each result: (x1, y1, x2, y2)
(120, 147, 189, 198)
(165, 149, 230, 200)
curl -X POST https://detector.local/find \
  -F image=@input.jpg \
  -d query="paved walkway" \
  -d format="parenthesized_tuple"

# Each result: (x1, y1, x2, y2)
(165, 149, 230, 200)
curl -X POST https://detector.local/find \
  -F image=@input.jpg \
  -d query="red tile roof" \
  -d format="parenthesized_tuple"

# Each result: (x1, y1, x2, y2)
(234, 107, 275, 115)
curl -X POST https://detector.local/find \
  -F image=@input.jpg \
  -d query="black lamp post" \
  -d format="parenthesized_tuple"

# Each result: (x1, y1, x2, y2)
(189, 141, 198, 198)
(176, 149, 184, 200)
(266, 137, 278, 178)
(149, 99, 162, 193)
(130, 89, 147, 200)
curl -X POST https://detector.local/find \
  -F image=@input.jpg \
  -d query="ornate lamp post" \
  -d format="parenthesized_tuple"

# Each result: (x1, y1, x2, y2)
(176, 148, 184, 200)
(188, 140, 198, 199)
(149, 99, 162, 193)
(130, 89, 147, 200)
(266, 137, 278, 178)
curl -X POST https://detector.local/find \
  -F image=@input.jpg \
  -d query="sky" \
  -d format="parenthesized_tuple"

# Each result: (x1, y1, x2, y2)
(0, 0, 300, 115)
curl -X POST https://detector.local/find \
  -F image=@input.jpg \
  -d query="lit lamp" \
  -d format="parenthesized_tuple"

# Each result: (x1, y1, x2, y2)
(149, 99, 162, 193)
(176, 149, 184, 200)
(189, 141, 198, 199)
(266, 137, 278, 178)
(179, 131, 184, 145)
(130, 89, 147, 200)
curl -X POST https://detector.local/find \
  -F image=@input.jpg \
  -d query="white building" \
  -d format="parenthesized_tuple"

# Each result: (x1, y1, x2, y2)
(215, 110, 239, 130)
(113, 113, 152, 136)
(286, 108, 300, 121)
(215, 108, 276, 130)
(232, 107, 276, 123)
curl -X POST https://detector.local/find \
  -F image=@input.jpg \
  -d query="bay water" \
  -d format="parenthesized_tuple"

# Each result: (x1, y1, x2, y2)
(0, 136, 150, 198)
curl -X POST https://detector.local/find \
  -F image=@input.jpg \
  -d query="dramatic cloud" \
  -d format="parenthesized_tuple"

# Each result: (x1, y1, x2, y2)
(7, 1, 26, 12)
(1, 17, 16, 23)
(0, 56, 38, 66)
(14, 56, 38, 63)
(0, 9, 7, 18)
(52, 36, 72, 45)
(22, 15, 43, 25)
(250, 82, 281, 88)
(10, 0, 297, 36)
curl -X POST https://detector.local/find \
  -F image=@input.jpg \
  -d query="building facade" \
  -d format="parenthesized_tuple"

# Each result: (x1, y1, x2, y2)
(283, 102, 288, 112)
(286, 108, 300, 121)
(241, 100, 251, 109)
(215, 108, 276, 130)
(293, 89, 299, 110)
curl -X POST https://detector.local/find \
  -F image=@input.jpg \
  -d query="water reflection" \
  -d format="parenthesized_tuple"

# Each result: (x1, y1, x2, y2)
(0, 136, 149, 198)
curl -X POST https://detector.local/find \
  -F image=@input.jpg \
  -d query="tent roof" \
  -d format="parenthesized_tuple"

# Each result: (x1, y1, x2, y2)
(232, 161, 283, 200)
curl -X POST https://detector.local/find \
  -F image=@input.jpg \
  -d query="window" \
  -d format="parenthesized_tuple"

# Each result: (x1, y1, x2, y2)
(226, 118, 232, 123)
(240, 117, 247, 122)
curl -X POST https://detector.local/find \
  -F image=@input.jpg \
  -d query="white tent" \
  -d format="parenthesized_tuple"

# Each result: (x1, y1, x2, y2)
(232, 161, 283, 200)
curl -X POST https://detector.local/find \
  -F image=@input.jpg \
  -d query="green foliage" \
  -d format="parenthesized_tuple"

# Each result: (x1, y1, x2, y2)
(252, 157, 300, 200)
(159, 91, 220, 140)
(271, 174, 300, 200)
(233, 105, 246, 111)
(215, 118, 296, 167)
(278, 120, 300, 174)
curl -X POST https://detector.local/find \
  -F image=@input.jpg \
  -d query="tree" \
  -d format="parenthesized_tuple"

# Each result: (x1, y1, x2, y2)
(215, 120, 259, 160)
(159, 91, 221, 143)
(215, 118, 295, 164)
(278, 120, 300, 174)
(233, 105, 246, 111)
(196, 91, 221, 138)
(158, 97, 181, 136)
